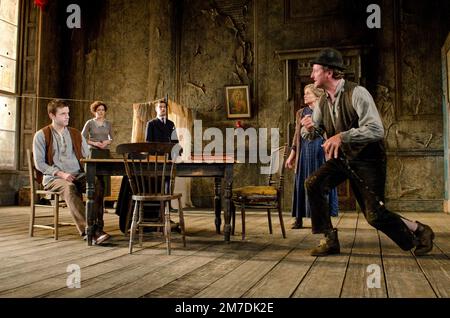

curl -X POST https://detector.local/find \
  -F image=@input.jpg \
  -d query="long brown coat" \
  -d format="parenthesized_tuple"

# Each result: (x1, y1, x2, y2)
(291, 107, 306, 174)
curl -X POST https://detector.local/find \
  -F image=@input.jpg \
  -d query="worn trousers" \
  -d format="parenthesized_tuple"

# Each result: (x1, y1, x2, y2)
(45, 176, 105, 235)
(305, 157, 416, 251)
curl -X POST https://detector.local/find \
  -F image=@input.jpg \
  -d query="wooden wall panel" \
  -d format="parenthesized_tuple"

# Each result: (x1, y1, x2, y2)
(19, 0, 39, 171)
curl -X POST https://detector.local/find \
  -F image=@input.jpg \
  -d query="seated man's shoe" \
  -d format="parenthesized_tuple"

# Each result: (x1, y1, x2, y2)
(173, 223, 182, 233)
(291, 218, 303, 229)
(414, 222, 434, 256)
(93, 231, 111, 245)
(170, 220, 181, 233)
(310, 229, 340, 256)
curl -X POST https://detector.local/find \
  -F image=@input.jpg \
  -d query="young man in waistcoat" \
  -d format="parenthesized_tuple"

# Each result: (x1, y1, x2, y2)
(301, 48, 434, 256)
(33, 99, 111, 245)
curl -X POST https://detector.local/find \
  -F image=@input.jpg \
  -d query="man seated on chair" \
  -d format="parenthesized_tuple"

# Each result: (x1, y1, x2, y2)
(32, 99, 111, 245)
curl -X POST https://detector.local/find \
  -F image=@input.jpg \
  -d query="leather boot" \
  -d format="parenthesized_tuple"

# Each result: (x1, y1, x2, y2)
(414, 222, 434, 256)
(310, 229, 340, 256)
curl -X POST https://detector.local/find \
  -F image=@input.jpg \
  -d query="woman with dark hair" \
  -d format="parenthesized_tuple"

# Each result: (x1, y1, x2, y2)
(82, 101, 113, 158)
(82, 101, 114, 213)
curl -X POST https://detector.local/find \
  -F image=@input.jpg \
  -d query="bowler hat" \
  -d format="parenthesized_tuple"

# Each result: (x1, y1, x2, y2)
(311, 48, 346, 70)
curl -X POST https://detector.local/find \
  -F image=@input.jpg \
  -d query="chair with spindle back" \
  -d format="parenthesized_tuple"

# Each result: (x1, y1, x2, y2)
(116, 142, 185, 255)
(27, 149, 74, 239)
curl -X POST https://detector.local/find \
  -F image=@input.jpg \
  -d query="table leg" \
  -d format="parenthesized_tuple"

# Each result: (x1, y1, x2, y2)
(85, 163, 96, 246)
(214, 177, 222, 234)
(224, 165, 233, 242)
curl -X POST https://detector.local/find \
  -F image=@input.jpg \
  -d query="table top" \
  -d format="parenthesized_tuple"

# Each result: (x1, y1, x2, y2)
(81, 158, 236, 164)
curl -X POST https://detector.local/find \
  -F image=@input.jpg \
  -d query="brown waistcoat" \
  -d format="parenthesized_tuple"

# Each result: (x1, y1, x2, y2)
(41, 125, 83, 165)
(35, 125, 83, 184)
(318, 81, 385, 160)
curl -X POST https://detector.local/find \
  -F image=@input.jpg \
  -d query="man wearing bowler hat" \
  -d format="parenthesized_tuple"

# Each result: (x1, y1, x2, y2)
(301, 48, 434, 256)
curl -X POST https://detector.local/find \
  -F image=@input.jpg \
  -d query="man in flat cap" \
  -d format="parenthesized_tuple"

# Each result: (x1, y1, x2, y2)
(301, 48, 434, 256)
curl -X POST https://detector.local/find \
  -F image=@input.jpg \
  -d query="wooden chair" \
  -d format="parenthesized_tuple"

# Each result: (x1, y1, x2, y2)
(116, 142, 185, 255)
(231, 144, 288, 240)
(27, 149, 73, 240)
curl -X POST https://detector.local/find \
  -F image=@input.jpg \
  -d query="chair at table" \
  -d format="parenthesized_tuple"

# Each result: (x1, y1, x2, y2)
(231, 144, 288, 240)
(27, 149, 73, 240)
(116, 142, 185, 255)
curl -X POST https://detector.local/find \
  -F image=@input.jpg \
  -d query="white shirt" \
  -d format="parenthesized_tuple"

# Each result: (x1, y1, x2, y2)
(157, 116, 166, 124)
(301, 79, 384, 144)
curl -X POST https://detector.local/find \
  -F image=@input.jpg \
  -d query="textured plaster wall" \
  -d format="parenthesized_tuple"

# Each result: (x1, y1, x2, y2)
(178, 0, 261, 207)
(255, 1, 450, 214)
(40, 0, 175, 150)
(375, 0, 448, 211)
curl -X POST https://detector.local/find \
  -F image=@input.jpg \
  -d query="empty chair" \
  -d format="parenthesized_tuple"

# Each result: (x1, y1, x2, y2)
(116, 142, 185, 255)
(231, 144, 288, 240)
(27, 149, 73, 240)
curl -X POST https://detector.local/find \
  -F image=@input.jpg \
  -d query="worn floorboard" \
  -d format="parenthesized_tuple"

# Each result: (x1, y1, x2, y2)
(0, 206, 449, 298)
(291, 213, 357, 298)
(340, 214, 387, 297)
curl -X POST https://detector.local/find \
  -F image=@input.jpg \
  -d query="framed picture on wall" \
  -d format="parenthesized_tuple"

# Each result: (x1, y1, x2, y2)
(225, 85, 251, 118)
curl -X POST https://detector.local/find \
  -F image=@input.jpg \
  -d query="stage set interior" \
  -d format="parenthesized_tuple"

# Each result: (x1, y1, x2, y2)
(0, 0, 449, 298)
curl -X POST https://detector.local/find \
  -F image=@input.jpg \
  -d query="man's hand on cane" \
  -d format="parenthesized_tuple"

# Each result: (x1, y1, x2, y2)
(322, 133, 342, 159)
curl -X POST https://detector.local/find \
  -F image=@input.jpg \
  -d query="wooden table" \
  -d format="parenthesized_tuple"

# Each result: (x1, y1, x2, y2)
(82, 159, 234, 246)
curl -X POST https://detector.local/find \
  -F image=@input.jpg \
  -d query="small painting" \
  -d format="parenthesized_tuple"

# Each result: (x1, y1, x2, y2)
(225, 85, 251, 118)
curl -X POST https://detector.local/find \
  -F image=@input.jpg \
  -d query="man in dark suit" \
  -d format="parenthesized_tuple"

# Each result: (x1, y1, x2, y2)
(116, 99, 180, 233)
(145, 99, 178, 143)
(145, 99, 180, 228)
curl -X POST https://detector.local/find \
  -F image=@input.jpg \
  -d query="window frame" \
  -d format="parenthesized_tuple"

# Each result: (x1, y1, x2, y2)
(0, 0, 22, 171)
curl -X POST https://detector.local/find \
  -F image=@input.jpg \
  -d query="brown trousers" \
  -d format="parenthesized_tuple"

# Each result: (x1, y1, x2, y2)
(45, 176, 104, 235)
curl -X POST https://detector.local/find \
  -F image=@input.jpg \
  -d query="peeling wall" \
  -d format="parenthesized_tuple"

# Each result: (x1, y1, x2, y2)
(179, 0, 260, 207)
(254, 0, 449, 212)
(39, 0, 176, 150)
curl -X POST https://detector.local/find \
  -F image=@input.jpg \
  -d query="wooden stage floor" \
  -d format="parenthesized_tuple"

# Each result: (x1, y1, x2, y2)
(0, 206, 449, 298)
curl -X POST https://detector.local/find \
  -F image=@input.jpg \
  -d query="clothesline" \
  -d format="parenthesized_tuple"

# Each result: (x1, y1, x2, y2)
(10, 95, 168, 106)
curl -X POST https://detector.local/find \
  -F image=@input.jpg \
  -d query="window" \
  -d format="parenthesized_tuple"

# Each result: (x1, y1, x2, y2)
(0, 0, 19, 169)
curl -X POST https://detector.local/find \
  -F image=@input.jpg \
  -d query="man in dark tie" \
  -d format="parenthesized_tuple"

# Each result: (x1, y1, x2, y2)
(144, 98, 180, 229)
(145, 99, 178, 143)
(117, 98, 180, 233)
